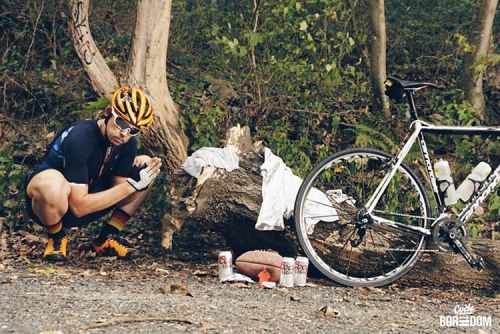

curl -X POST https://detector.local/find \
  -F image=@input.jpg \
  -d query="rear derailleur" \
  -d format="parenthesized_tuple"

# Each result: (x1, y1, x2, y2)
(432, 217, 484, 271)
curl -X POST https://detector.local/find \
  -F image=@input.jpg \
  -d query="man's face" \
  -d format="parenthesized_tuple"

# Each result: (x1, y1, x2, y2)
(107, 111, 141, 146)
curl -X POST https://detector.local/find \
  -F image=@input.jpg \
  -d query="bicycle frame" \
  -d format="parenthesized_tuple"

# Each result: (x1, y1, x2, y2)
(366, 92, 500, 236)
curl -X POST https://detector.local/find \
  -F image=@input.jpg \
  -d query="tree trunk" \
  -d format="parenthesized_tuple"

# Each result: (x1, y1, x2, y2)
(68, 0, 119, 97)
(401, 240, 499, 290)
(367, 0, 390, 118)
(459, 0, 498, 121)
(68, 0, 188, 171)
(68, 0, 189, 248)
(127, 0, 189, 171)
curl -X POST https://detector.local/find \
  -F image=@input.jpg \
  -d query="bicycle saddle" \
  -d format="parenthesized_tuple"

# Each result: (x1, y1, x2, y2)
(385, 76, 443, 102)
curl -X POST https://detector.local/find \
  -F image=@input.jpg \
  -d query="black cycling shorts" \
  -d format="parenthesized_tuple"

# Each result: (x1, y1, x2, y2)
(24, 165, 139, 228)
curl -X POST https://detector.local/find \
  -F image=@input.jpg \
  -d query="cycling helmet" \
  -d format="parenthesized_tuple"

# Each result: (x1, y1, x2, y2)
(110, 87, 154, 129)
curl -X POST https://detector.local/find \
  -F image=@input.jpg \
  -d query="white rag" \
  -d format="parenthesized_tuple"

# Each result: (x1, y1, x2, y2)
(255, 148, 338, 233)
(181, 146, 240, 177)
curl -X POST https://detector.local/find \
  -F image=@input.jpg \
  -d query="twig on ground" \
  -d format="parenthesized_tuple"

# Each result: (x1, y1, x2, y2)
(83, 316, 198, 330)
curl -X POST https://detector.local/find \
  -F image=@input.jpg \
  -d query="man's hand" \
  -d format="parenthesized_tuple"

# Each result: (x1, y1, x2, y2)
(127, 157, 162, 191)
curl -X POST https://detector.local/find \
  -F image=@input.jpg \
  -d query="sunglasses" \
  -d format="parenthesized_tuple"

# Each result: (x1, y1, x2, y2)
(111, 110, 141, 136)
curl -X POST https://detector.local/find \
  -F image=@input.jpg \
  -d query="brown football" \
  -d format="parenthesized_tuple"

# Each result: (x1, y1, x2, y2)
(235, 250, 283, 282)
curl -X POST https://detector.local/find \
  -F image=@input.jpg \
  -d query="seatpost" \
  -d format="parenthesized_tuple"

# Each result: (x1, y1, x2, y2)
(406, 91, 419, 120)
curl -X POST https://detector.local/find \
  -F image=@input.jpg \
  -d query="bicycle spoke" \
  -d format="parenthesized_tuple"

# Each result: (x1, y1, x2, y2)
(369, 229, 385, 275)
(346, 243, 353, 277)
(305, 197, 356, 216)
(372, 229, 401, 266)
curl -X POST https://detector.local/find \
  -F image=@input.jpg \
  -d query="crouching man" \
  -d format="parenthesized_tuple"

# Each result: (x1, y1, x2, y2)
(25, 87, 162, 261)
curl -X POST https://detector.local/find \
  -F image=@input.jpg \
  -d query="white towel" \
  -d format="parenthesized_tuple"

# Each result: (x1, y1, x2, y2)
(181, 146, 240, 177)
(255, 148, 338, 233)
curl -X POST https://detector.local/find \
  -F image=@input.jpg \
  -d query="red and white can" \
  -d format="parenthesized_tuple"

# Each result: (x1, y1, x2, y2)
(294, 256, 309, 287)
(218, 251, 233, 280)
(279, 257, 295, 287)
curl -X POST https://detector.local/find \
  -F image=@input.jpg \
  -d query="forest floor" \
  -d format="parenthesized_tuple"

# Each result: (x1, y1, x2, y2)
(0, 228, 498, 334)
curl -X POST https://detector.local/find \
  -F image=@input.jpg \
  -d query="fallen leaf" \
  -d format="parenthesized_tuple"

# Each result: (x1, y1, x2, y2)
(18, 230, 43, 243)
(32, 267, 56, 276)
(159, 283, 189, 294)
(230, 282, 251, 289)
(316, 306, 340, 318)
(80, 270, 93, 277)
(193, 270, 210, 277)
(355, 300, 371, 307)
(155, 268, 170, 275)
(305, 282, 318, 287)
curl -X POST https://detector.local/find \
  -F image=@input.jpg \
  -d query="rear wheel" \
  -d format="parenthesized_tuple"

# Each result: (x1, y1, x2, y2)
(294, 148, 431, 287)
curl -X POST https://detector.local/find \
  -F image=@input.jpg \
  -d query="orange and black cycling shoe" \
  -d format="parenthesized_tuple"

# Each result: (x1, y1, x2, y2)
(44, 233, 68, 262)
(91, 236, 137, 260)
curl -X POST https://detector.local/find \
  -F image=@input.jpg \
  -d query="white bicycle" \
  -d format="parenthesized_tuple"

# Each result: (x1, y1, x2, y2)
(294, 76, 499, 287)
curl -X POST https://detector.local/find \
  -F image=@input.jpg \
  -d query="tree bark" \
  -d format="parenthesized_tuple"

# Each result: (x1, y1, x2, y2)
(68, 0, 188, 171)
(68, 0, 119, 97)
(401, 240, 499, 290)
(366, 0, 390, 118)
(459, 0, 498, 121)
(127, 0, 189, 171)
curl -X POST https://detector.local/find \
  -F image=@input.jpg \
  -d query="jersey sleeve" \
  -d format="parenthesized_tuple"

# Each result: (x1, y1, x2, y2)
(112, 139, 137, 177)
(62, 127, 93, 184)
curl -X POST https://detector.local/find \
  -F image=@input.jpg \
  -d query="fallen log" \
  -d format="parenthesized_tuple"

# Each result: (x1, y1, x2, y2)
(162, 125, 499, 290)
(400, 239, 499, 290)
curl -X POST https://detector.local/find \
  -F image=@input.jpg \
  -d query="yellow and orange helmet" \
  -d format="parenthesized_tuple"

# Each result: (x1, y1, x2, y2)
(110, 87, 154, 129)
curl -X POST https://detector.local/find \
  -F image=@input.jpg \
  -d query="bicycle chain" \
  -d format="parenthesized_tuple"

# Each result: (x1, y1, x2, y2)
(372, 210, 435, 222)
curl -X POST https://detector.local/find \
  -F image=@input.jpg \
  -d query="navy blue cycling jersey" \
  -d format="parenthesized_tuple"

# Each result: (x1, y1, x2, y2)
(35, 120, 137, 185)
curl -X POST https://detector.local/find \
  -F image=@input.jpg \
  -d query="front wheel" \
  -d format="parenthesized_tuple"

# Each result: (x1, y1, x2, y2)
(294, 148, 431, 287)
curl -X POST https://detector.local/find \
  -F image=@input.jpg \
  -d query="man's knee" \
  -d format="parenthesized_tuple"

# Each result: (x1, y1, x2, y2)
(27, 170, 70, 205)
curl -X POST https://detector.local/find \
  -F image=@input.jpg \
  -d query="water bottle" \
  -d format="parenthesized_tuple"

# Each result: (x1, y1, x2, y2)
(456, 162, 492, 202)
(434, 159, 458, 206)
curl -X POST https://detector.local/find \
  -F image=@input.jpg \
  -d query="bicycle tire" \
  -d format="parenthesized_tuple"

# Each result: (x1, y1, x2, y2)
(294, 148, 431, 287)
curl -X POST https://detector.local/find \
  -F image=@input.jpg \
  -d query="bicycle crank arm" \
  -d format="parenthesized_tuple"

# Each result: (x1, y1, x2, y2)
(449, 236, 485, 271)
(371, 215, 432, 236)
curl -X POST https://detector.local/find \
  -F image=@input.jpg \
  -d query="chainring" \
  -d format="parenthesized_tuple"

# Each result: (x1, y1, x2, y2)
(431, 217, 468, 253)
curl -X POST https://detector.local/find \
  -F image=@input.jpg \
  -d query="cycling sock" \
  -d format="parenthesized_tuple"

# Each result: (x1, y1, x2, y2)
(46, 222, 63, 235)
(95, 209, 130, 244)
(108, 208, 130, 231)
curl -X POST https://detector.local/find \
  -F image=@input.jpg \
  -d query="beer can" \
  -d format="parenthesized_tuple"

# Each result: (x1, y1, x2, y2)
(279, 257, 295, 288)
(218, 251, 233, 280)
(294, 256, 309, 287)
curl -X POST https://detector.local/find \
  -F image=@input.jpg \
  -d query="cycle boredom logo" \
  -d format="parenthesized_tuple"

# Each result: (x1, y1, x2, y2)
(440, 303, 492, 328)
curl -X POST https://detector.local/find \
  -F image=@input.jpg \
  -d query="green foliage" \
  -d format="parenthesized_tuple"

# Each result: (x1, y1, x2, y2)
(468, 223, 480, 239)
(189, 105, 226, 151)
(488, 194, 500, 221)
(70, 97, 110, 119)
(351, 124, 396, 152)
(0, 147, 26, 230)
(0, 0, 97, 120)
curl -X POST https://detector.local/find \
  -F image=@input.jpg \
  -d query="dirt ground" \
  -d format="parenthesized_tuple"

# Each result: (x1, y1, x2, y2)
(0, 230, 498, 334)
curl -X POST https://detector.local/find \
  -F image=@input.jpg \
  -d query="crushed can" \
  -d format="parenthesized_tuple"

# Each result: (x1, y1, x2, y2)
(279, 257, 295, 288)
(218, 251, 233, 280)
(294, 256, 309, 287)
